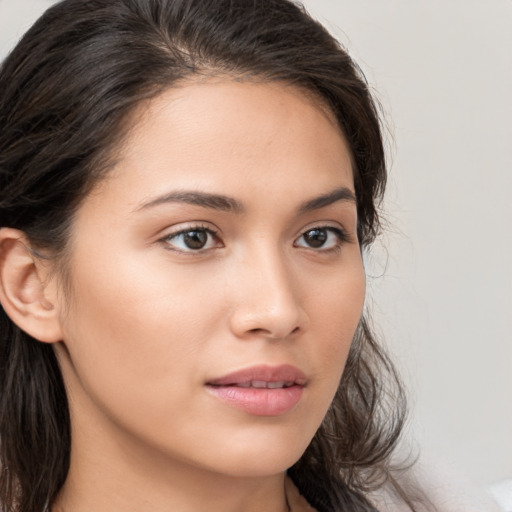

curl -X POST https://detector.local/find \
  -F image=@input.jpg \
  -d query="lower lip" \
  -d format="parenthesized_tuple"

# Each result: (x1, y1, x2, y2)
(206, 385, 304, 416)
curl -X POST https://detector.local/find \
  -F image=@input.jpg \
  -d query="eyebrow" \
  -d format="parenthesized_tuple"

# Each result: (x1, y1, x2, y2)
(298, 187, 356, 213)
(136, 190, 244, 213)
(135, 186, 356, 214)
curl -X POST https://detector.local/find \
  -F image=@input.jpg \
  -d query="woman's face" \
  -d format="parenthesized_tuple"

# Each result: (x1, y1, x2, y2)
(54, 80, 365, 478)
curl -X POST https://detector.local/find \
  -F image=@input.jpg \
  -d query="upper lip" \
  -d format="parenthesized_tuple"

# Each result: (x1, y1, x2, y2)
(206, 364, 307, 387)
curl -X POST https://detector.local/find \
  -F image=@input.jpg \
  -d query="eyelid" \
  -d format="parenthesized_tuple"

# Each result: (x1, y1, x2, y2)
(297, 221, 352, 239)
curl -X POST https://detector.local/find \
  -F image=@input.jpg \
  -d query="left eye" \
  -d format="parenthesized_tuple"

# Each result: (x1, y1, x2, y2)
(162, 227, 220, 252)
(294, 227, 345, 250)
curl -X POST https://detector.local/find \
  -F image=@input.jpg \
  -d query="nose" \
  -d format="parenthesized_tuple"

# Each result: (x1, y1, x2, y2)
(228, 250, 308, 340)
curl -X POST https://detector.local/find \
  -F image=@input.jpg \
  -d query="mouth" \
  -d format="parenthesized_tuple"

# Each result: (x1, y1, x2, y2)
(220, 380, 298, 389)
(205, 364, 307, 416)
(206, 364, 307, 387)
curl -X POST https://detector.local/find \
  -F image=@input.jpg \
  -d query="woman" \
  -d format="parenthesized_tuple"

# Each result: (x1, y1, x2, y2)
(0, 1, 417, 511)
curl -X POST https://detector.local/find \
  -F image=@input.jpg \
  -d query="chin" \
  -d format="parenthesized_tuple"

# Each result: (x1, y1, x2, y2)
(217, 455, 302, 479)
(202, 430, 314, 478)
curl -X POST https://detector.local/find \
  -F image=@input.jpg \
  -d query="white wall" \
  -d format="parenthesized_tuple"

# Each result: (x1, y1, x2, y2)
(1, 0, 511, 500)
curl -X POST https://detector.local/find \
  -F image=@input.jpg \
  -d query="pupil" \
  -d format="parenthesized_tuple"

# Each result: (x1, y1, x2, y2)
(184, 230, 207, 249)
(304, 229, 327, 248)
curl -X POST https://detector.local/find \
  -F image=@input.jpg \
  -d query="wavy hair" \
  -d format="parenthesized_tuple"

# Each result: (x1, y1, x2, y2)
(0, 1, 413, 511)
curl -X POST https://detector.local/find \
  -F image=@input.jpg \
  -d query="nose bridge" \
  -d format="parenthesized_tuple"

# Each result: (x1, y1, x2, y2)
(230, 241, 306, 339)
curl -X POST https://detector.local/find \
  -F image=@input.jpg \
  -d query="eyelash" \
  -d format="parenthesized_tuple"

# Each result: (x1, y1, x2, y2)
(159, 224, 351, 254)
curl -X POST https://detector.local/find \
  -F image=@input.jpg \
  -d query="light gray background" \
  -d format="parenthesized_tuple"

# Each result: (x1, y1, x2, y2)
(1, 0, 511, 501)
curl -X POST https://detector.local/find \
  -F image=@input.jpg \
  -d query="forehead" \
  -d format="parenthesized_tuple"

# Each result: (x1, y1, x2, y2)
(84, 79, 354, 215)
(124, 79, 343, 148)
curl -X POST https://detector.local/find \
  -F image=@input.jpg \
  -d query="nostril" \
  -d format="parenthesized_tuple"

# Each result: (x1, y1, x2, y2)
(248, 328, 266, 335)
(246, 325, 300, 339)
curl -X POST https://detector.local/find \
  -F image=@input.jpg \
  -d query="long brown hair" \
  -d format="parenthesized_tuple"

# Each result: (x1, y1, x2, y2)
(0, 1, 412, 511)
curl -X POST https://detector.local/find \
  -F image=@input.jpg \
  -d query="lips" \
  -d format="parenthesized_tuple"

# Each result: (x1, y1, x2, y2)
(230, 380, 296, 389)
(207, 364, 307, 386)
(205, 365, 307, 416)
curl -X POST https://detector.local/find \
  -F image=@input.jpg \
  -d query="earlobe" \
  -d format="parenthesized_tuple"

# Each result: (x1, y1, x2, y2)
(0, 228, 63, 343)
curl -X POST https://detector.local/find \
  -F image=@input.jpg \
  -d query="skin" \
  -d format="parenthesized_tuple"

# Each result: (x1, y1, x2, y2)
(39, 80, 365, 512)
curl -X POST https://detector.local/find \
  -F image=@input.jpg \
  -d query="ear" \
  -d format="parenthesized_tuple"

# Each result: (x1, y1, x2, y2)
(0, 228, 63, 343)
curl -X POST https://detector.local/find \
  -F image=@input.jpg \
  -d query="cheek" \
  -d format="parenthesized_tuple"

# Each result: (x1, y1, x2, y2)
(58, 251, 219, 397)
(304, 259, 366, 393)
(310, 258, 365, 336)
(56, 256, 228, 452)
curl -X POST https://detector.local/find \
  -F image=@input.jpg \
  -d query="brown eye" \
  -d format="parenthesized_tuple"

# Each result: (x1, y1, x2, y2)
(295, 226, 347, 251)
(182, 230, 208, 249)
(302, 228, 328, 248)
(163, 227, 220, 252)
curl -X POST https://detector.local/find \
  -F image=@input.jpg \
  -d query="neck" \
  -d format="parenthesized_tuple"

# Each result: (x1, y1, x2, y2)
(53, 417, 290, 512)
(55, 467, 289, 512)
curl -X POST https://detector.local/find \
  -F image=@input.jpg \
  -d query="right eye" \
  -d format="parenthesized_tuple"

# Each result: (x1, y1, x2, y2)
(160, 226, 221, 253)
